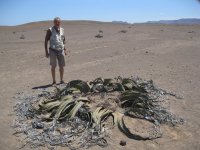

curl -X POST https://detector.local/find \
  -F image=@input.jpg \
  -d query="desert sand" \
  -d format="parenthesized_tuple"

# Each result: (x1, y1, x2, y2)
(0, 21, 200, 150)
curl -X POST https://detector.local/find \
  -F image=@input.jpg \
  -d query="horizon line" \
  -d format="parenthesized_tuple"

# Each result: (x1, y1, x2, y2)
(1, 17, 200, 27)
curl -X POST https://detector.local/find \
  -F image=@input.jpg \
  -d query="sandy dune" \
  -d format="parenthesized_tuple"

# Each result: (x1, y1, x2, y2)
(0, 21, 200, 150)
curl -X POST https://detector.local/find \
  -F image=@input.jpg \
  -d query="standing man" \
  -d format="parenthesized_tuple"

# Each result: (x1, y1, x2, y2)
(45, 17, 67, 85)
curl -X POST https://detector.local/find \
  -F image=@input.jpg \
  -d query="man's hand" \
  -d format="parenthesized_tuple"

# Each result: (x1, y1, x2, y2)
(44, 29, 51, 58)
(64, 50, 67, 56)
(46, 52, 49, 58)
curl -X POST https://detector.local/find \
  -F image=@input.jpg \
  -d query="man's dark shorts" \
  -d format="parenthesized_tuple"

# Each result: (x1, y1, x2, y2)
(49, 49, 65, 67)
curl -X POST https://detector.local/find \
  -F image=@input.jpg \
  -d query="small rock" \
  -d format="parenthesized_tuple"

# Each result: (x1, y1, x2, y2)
(120, 140, 126, 146)
(32, 121, 44, 129)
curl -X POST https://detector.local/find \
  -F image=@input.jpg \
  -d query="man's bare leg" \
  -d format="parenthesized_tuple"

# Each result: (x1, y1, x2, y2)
(51, 66, 56, 83)
(59, 66, 64, 83)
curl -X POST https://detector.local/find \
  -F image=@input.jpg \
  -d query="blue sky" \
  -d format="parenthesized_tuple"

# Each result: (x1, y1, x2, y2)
(0, 0, 200, 26)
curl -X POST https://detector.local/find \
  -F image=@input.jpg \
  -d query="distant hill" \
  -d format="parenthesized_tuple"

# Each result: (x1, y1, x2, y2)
(146, 18, 200, 25)
(112, 21, 130, 24)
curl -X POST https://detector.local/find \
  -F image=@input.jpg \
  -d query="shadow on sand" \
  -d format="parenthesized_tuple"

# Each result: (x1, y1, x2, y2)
(32, 84, 53, 89)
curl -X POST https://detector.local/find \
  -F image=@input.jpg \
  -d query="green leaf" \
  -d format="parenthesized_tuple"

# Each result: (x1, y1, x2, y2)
(76, 97, 90, 103)
(122, 78, 136, 89)
(113, 83, 125, 91)
(55, 97, 74, 119)
(93, 77, 104, 84)
(39, 101, 61, 112)
(92, 107, 113, 126)
(112, 112, 150, 140)
(68, 101, 84, 119)
(103, 78, 116, 85)
(66, 80, 91, 93)
(60, 95, 73, 101)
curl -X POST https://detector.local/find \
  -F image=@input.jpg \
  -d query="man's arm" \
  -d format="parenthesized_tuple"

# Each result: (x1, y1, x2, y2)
(44, 29, 51, 58)
(63, 36, 67, 55)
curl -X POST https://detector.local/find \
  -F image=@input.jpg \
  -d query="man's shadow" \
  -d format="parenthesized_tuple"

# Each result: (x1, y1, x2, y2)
(32, 84, 52, 89)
